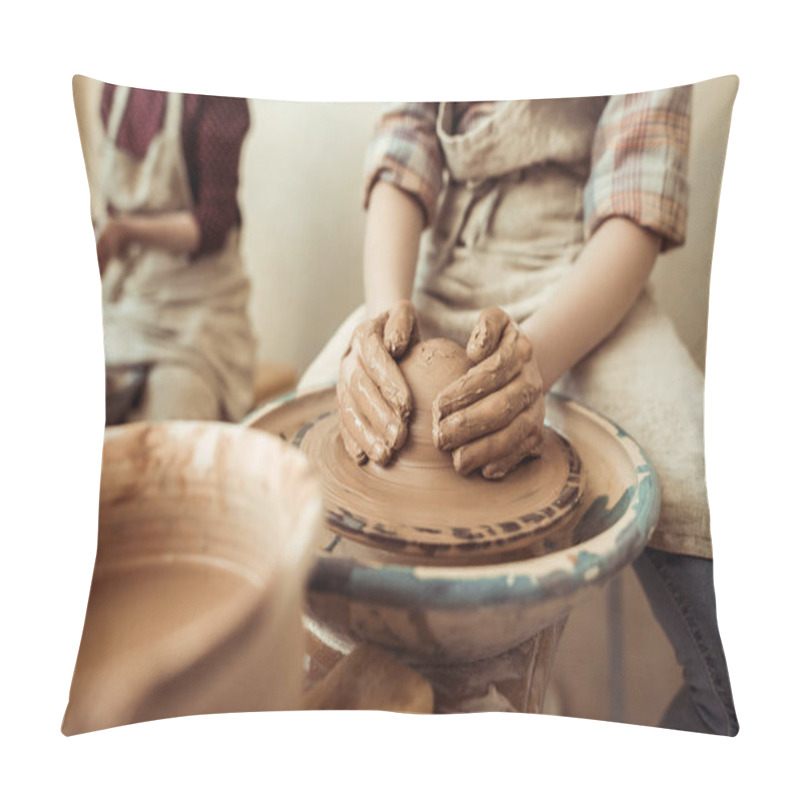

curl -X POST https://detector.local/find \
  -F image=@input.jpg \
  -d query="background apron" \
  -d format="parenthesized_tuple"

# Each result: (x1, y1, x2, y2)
(301, 100, 711, 560)
(100, 88, 255, 423)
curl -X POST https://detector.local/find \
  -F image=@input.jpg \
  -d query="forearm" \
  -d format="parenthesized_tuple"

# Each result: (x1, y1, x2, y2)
(363, 182, 424, 317)
(520, 217, 661, 391)
(115, 211, 201, 256)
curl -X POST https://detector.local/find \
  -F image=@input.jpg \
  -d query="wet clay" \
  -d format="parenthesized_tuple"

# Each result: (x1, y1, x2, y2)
(63, 558, 264, 735)
(395, 339, 472, 469)
(301, 338, 584, 562)
(73, 560, 258, 685)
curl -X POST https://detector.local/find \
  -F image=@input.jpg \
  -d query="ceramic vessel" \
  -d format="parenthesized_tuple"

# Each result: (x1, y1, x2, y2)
(245, 387, 660, 666)
(63, 422, 323, 735)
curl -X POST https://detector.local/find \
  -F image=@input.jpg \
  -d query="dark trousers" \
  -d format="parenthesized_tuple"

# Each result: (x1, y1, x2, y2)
(633, 547, 739, 735)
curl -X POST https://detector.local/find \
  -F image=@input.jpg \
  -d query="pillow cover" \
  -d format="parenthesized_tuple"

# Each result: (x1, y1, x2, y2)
(66, 74, 739, 735)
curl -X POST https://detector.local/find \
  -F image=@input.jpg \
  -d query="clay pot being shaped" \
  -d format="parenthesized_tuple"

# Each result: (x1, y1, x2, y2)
(299, 338, 585, 563)
(393, 337, 473, 470)
(62, 422, 323, 736)
(246, 362, 660, 665)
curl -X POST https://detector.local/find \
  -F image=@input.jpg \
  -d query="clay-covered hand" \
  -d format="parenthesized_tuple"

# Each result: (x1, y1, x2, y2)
(337, 300, 419, 466)
(433, 307, 545, 479)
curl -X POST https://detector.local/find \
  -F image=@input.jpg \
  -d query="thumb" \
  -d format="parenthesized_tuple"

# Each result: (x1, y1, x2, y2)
(466, 306, 510, 363)
(383, 300, 418, 358)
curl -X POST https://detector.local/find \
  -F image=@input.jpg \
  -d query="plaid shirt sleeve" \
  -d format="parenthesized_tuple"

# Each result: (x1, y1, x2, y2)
(584, 86, 692, 251)
(363, 103, 442, 227)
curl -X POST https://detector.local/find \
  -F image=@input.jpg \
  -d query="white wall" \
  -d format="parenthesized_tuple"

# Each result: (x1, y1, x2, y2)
(651, 75, 738, 370)
(75, 77, 738, 374)
(239, 100, 378, 372)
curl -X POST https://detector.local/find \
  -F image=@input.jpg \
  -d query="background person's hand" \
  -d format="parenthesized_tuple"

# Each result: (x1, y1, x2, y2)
(96, 217, 130, 276)
(337, 300, 418, 466)
(433, 307, 545, 479)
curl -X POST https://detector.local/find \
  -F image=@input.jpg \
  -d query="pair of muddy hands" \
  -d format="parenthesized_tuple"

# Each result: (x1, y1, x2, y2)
(337, 301, 546, 480)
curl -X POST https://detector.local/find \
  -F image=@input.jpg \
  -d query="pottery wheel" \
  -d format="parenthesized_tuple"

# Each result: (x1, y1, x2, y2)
(295, 338, 584, 562)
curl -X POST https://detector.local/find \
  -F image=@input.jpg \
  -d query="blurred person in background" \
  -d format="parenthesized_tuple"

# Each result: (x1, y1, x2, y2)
(96, 84, 255, 424)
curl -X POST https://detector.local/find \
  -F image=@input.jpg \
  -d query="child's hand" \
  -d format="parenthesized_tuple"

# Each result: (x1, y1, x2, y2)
(433, 307, 545, 479)
(337, 300, 418, 466)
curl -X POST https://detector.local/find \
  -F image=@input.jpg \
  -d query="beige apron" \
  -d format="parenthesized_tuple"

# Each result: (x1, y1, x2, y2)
(301, 100, 710, 559)
(100, 88, 255, 422)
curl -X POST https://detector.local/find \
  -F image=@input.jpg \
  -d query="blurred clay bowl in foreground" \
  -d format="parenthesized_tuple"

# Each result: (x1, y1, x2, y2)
(63, 421, 323, 736)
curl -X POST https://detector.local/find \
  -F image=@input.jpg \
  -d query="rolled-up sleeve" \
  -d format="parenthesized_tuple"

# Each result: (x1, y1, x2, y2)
(363, 103, 443, 227)
(186, 95, 250, 258)
(584, 86, 691, 251)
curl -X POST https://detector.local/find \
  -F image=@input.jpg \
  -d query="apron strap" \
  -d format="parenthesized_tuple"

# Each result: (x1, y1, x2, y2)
(101, 85, 131, 202)
(101, 87, 186, 212)
(105, 85, 130, 142)
(163, 92, 184, 139)
(434, 170, 524, 267)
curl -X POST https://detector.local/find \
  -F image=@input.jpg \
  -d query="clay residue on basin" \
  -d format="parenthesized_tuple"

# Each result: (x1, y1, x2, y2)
(75, 559, 259, 674)
(64, 421, 324, 736)
(63, 557, 262, 735)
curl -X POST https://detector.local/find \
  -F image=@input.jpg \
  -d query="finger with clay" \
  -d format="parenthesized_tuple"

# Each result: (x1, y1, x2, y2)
(433, 307, 545, 480)
(337, 300, 419, 466)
